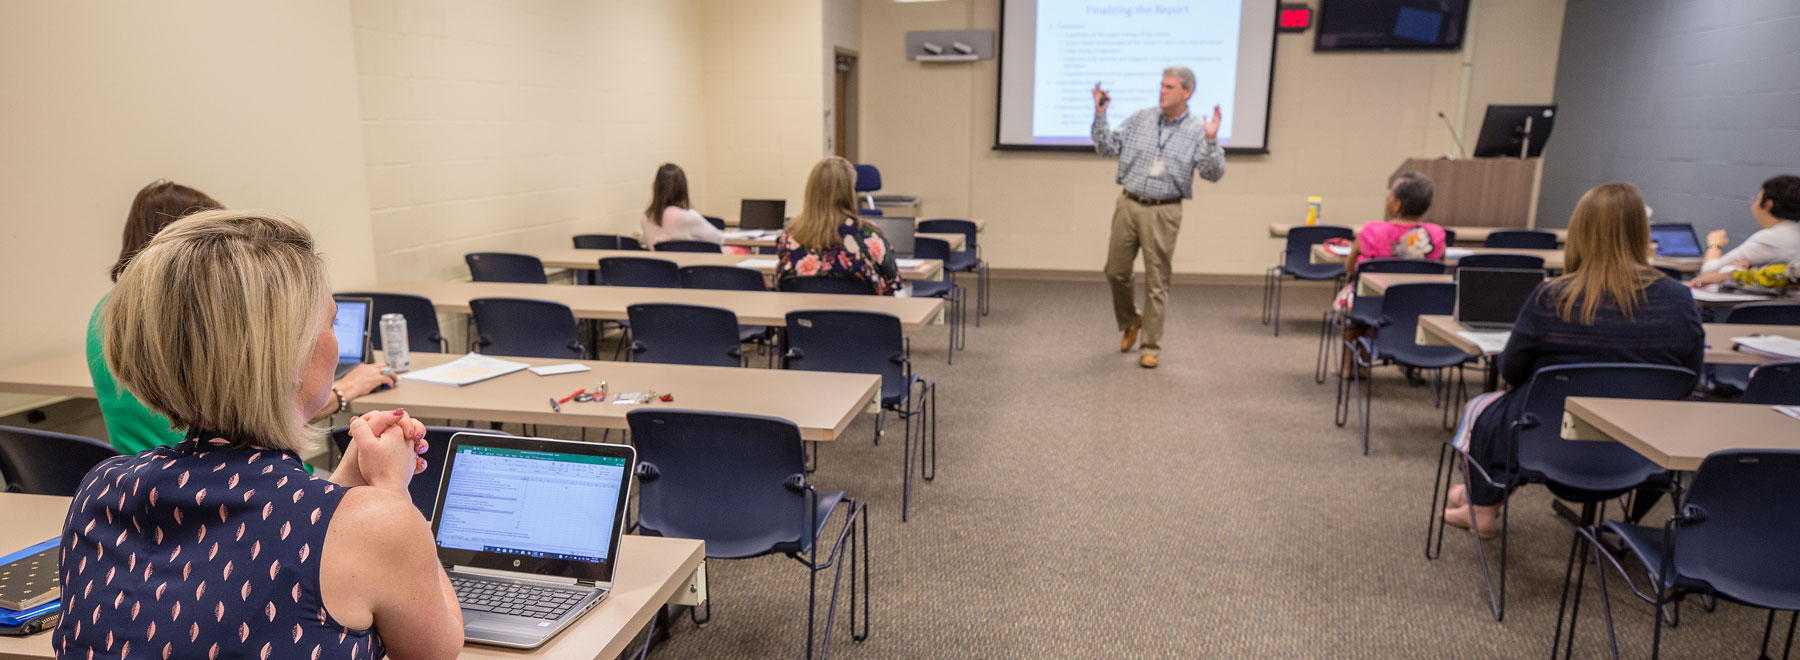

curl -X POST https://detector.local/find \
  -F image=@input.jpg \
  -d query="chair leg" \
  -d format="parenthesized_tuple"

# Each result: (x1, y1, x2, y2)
(1262, 267, 1276, 327)
(920, 382, 937, 482)
(1358, 358, 1373, 455)
(1425, 444, 1454, 560)
(899, 407, 915, 522)
(1458, 457, 1509, 621)
(1273, 272, 1286, 336)
(1551, 525, 1594, 660)
(872, 410, 882, 446)
(1314, 308, 1336, 385)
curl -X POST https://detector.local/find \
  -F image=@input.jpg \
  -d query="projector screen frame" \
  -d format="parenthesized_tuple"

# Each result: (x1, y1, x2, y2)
(991, 0, 1280, 155)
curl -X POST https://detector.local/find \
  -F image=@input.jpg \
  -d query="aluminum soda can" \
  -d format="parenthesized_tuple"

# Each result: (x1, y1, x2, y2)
(379, 313, 410, 373)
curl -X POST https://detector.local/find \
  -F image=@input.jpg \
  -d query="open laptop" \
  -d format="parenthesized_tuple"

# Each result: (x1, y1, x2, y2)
(330, 295, 373, 378)
(1455, 267, 1547, 331)
(739, 199, 787, 231)
(1649, 223, 1704, 260)
(872, 216, 916, 257)
(430, 432, 636, 649)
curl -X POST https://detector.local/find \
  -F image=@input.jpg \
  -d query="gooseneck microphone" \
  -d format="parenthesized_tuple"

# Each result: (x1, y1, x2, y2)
(1437, 111, 1469, 159)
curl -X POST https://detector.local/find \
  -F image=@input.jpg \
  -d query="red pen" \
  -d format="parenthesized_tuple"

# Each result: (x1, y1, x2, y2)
(558, 388, 586, 404)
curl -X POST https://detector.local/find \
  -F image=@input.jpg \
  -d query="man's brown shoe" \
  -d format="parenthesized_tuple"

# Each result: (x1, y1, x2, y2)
(1139, 353, 1158, 369)
(1120, 320, 1141, 352)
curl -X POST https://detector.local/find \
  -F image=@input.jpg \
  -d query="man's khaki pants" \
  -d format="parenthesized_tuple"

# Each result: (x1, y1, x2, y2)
(1104, 192, 1182, 356)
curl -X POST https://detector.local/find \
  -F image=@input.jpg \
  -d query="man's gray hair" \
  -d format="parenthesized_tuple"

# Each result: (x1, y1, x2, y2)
(1163, 65, 1195, 90)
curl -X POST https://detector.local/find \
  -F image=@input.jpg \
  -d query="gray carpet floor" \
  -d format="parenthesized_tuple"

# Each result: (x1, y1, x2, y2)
(579, 279, 1778, 659)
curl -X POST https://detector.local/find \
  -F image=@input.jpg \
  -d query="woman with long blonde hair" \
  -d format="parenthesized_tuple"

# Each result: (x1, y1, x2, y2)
(775, 156, 901, 295)
(1442, 183, 1703, 534)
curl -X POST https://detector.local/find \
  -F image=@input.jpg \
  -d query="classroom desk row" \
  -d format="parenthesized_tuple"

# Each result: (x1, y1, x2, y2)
(722, 216, 986, 234)
(1355, 272, 1796, 307)
(1269, 222, 1567, 245)
(520, 247, 944, 281)
(1562, 397, 1800, 472)
(0, 352, 881, 442)
(365, 280, 945, 331)
(719, 229, 966, 251)
(0, 492, 707, 660)
(1412, 314, 1797, 366)
(1311, 244, 1704, 273)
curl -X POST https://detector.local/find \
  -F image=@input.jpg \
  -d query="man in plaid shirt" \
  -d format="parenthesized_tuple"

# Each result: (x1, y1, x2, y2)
(1092, 65, 1225, 369)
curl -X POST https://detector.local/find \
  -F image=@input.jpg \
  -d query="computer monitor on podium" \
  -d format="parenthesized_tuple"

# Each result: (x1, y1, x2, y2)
(1472, 105, 1557, 158)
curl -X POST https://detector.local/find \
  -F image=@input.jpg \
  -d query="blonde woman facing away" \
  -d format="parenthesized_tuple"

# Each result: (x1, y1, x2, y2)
(90, 181, 396, 454)
(775, 156, 901, 295)
(57, 211, 463, 659)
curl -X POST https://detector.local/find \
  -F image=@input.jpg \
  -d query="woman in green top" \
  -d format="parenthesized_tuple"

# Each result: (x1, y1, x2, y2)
(90, 181, 399, 453)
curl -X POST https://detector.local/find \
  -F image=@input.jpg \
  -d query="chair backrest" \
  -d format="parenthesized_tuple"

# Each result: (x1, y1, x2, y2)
(573, 234, 633, 250)
(336, 291, 446, 353)
(468, 297, 583, 359)
(1719, 302, 1800, 326)
(465, 252, 547, 284)
(1513, 363, 1696, 477)
(1484, 230, 1559, 250)
(871, 217, 916, 256)
(653, 240, 724, 254)
(598, 257, 682, 289)
(918, 219, 979, 250)
(1672, 449, 1800, 611)
(329, 426, 507, 520)
(702, 215, 726, 231)
(627, 409, 813, 559)
(1456, 253, 1546, 271)
(913, 236, 951, 262)
(852, 164, 882, 193)
(1742, 360, 1800, 405)
(1373, 282, 1458, 355)
(626, 303, 743, 367)
(1653, 265, 1684, 281)
(1359, 258, 1448, 275)
(679, 265, 766, 292)
(0, 426, 120, 496)
(779, 276, 875, 296)
(783, 310, 906, 400)
(1442, 228, 1458, 246)
(856, 208, 883, 217)
(1283, 225, 1354, 265)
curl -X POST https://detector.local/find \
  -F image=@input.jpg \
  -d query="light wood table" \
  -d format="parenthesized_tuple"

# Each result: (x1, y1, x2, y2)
(0, 493, 706, 660)
(1561, 398, 1800, 471)
(1313, 244, 1699, 273)
(361, 280, 943, 331)
(356, 353, 878, 442)
(1416, 314, 1797, 366)
(0, 352, 879, 443)
(516, 248, 942, 281)
(718, 230, 964, 251)
(1357, 273, 1451, 297)
(1270, 222, 1565, 245)
(724, 216, 984, 233)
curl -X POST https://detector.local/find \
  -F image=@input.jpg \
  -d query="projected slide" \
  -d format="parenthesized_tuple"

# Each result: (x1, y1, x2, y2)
(997, 0, 1275, 151)
(1032, 1, 1241, 144)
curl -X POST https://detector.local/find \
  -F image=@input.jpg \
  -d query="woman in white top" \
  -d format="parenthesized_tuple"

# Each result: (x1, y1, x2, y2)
(641, 163, 724, 247)
(1690, 174, 1800, 287)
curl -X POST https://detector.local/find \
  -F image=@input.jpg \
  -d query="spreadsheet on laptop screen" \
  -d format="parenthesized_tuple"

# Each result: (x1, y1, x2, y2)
(435, 446, 626, 564)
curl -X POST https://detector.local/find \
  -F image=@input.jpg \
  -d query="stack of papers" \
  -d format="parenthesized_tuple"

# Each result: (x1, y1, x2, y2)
(1326, 244, 1352, 256)
(400, 353, 530, 386)
(896, 258, 926, 269)
(1733, 335, 1800, 360)
(722, 229, 775, 240)
(737, 257, 779, 269)
(1690, 287, 1771, 303)
(1444, 247, 1474, 259)
(1456, 330, 1511, 355)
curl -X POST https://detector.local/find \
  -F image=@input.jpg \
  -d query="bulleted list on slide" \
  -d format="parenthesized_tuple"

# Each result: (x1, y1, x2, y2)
(1032, 0, 1241, 143)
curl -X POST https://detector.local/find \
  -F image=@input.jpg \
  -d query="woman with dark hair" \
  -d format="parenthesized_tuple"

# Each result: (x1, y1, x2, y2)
(1342, 171, 1446, 278)
(641, 163, 723, 247)
(1688, 174, 1800, 288)
(1443, 183, 1703, 534)
(88, 181, 396, 454)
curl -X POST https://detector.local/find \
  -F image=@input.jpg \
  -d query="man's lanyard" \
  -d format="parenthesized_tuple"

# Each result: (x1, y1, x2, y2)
(1155, 112, 1188, 155)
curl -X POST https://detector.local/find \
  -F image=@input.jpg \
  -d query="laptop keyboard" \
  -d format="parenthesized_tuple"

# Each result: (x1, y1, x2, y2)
(450, 576, 589, 620)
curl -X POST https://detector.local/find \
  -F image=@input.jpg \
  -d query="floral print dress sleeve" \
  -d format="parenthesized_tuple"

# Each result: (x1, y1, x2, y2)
(844, 219, 901, 295)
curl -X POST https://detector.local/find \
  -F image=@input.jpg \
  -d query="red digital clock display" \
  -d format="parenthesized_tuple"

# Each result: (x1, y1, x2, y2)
(1279, 7, 1312, 30)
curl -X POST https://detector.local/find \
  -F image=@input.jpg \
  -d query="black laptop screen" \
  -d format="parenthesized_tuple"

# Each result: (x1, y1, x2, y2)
(739, 199, 786, 230)
(433, 436, 633, 581)
(1455, 268, 1546, 327)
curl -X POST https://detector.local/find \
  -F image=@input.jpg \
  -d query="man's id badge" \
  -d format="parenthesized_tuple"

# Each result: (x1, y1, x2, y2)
(1148, 159, 1166, 176)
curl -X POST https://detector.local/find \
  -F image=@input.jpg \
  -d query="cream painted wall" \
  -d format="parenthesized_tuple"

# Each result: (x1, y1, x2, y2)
(0, 1, 374, 410)
(700, 0, 828, 216)
(859, 0, 1566, 276)
(351, 0, 710, 283)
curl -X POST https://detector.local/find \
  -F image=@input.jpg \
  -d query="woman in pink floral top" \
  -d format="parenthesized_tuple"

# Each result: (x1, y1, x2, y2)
(776, 157, 902, 295)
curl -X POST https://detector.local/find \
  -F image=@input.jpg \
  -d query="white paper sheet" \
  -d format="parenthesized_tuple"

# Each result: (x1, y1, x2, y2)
(1456, 330, 1512, 355)
(399, 353, 530, 386)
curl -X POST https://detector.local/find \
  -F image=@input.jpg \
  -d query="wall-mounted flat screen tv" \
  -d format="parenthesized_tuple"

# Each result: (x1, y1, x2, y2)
(1315, 0, 1470, 52)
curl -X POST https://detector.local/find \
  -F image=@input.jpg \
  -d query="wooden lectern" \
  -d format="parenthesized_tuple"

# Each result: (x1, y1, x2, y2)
(1393, 158, 1538, 229)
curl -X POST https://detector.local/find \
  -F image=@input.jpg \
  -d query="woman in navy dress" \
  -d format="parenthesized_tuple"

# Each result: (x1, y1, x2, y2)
(57, 211, 464, 659)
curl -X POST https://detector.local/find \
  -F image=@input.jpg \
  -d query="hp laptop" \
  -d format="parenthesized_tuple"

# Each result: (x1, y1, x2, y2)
(739, 199, 787, 231)
(871, 216, 917, 257)
(430, 432, 636, 649)
(330, 295, 373, 378)
(1455, 267, 1547, 331)
(1649, 223, 1704, 260)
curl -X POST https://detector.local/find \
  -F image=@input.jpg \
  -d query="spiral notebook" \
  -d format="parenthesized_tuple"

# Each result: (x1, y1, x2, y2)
(0, 539, 60, 611)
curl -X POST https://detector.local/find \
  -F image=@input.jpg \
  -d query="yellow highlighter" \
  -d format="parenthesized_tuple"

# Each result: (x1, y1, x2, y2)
(1306, 196, 1323, 226)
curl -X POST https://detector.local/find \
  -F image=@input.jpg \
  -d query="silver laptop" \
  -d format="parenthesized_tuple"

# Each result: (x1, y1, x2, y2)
(871, 217, 917, 257)
(430, 432, 636, 649)
(739, 199, 787, 230)
(1455, 267, 1547, 331)
(1649, 223, 1705, 262)
(330, 295, 373, 378)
